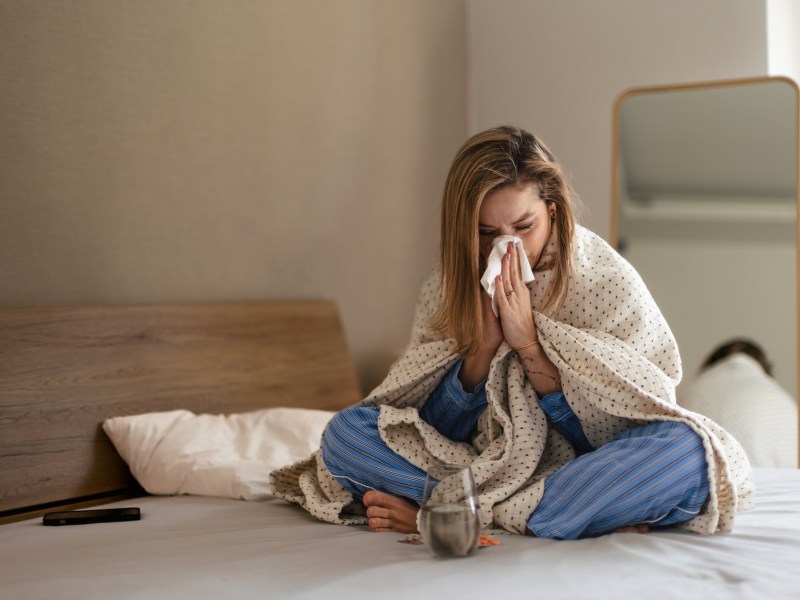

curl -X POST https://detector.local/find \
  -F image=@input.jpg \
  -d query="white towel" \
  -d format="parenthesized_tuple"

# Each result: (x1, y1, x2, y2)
(479, 235, 535, 317)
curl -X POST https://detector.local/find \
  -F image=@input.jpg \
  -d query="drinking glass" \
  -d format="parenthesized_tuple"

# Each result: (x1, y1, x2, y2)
(419, 464, 481, 558)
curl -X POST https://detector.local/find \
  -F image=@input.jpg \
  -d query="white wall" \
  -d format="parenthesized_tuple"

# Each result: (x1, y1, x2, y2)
(467, 0, 770, 237)
(769, 0, 800, 82)
(624, 232, 797, 398)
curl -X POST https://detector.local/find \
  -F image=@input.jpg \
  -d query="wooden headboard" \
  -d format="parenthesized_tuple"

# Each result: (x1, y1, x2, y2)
(0, 302, 362, 522)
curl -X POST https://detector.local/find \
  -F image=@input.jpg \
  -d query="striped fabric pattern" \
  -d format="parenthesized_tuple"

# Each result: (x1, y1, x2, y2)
(320, 361, 487, 503)
(527, 420, 710, 539)
(538, 392, 595, 455)
(321, 406, 429, 503)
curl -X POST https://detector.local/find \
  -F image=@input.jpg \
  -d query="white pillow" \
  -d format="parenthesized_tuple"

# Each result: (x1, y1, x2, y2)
(103, 407, 334, 500)
(678, 353, 797, 468)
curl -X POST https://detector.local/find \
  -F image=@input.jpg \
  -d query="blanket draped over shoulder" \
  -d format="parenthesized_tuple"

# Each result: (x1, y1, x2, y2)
(271, 226, 754, 535)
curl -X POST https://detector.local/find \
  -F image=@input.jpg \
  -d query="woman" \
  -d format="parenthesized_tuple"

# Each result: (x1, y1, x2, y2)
(271, 126, 752, 540)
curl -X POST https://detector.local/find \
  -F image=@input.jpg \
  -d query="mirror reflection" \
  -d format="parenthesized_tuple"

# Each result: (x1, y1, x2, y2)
(612, 77, 799, 467)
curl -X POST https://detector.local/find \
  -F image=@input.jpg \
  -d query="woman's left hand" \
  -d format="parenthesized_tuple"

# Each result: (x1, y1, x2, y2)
(494, 244, 537, 349)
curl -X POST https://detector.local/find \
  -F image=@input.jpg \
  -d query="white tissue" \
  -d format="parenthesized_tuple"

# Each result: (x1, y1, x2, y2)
(480, 235, 535, 317)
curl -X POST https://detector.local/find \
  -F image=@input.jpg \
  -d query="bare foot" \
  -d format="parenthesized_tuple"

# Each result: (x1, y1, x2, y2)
(613, 524, 650, 534)
(361, 490, 420, 533)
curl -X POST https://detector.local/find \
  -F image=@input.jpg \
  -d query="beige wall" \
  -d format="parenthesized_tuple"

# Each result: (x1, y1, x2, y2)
(0, 0, 467, 394)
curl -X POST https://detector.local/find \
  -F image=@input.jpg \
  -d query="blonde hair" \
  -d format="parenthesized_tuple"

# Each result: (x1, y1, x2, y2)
(432, 126, 580, 354)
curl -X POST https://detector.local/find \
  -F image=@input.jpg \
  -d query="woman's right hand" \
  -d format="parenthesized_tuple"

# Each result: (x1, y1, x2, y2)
(480, 287, 505, 355)
(458, 290, 504, 392)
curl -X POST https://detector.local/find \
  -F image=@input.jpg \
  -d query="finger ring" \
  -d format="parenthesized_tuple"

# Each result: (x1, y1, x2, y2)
(505, 290, 514, 297)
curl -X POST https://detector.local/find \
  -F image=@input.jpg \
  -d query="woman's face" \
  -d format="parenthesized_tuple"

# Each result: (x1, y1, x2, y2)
(478, 184, 553, 268)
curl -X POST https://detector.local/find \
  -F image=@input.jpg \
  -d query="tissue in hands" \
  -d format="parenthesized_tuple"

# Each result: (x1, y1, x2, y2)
(480, 235, 535, 317)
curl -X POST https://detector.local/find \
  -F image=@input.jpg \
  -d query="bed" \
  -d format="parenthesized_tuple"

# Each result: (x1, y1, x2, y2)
(1, 303, 800, 599)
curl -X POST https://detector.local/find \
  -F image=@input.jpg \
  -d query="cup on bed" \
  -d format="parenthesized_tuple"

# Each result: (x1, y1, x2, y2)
(419, 464, 481, 558)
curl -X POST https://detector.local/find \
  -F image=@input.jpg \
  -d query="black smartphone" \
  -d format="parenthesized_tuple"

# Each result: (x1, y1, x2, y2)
(43, 507, 141, 526)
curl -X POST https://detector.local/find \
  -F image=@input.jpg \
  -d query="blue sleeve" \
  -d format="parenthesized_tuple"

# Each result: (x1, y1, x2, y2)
(537, 392, 595, 455)
(418, 359, 488, 443)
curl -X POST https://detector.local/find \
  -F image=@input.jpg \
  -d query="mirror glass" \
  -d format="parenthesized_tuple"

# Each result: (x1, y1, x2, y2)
(612, 77, 798, 466)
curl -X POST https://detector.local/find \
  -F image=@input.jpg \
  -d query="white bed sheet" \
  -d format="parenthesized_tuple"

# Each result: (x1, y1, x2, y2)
(2, 468, 799, 600)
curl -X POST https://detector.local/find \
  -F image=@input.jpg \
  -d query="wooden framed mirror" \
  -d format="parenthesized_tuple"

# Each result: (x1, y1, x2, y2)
(611, 76, 799, 467)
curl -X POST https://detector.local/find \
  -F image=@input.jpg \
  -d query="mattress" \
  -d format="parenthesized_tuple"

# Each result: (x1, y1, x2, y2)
(2, 468, 799, 600)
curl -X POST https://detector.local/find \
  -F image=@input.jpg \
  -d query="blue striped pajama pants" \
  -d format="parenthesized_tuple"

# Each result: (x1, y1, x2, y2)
(320, 369, 709, 540)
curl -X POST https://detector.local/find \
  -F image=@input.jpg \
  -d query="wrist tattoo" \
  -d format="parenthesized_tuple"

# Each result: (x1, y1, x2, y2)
(528, 371, 561, 384)
(522, 358, 561, 385)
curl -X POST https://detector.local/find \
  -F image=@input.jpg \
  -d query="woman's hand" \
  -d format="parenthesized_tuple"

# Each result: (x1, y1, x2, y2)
(495, 244, 562, 395)
(494, 244, 537, 349)
(458, 276, 504, 392)
(480, 284, 505, 353)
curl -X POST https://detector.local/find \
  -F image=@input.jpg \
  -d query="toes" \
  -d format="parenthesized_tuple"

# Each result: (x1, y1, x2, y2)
(368, 516, 392, 531)
(360, 491, 420, 534)
(363, 490, 408, 510)
(366, 505, 390, 519)
(613, 526, 636, 534)
(613, 524, 651, 535)
(362, 490, 386, 507)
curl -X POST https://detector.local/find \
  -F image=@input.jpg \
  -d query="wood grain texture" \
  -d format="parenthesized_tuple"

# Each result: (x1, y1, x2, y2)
(0, 302, 362, 516)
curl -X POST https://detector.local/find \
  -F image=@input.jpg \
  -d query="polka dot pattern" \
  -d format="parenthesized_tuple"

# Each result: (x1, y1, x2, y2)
(270, 226, 753, 534)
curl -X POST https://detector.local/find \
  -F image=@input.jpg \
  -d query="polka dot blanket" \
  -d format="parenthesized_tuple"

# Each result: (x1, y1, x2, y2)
(270, 226, 753, 535)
